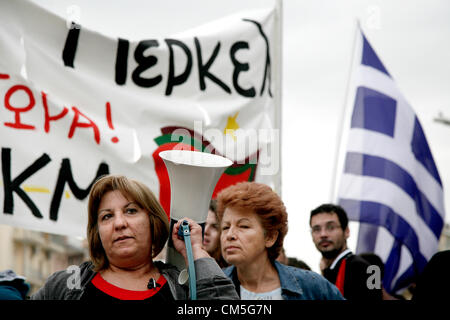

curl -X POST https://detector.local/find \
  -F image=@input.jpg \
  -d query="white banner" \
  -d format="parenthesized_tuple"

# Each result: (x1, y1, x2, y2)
(0, 0, 281, 237)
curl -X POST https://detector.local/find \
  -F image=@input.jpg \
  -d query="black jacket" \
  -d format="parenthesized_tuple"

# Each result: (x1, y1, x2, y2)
(323, 251, 382, 301)
(31, 258, 239, 300)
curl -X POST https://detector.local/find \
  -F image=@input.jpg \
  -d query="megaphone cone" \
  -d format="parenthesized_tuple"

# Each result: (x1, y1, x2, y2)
(159, 150, 232, 271)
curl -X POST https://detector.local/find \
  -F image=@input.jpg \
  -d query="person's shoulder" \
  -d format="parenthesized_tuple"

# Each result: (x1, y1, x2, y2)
(31, 261, 93, 300)
(430, 250, 450, 264)
(294, 268, 333, 287)
(157, 258, 219, 273)
(154, 260, 180, 279)
(49, 261, 93, 280)
(347, 253, 372, 270)
(277, 263, 328, 286)
(154, 260, 178, 270)
(279, 264, 344, 300)
(279, 263, 318, 278)
(0, 285, 24, 300)
(222, 265, 234, 277)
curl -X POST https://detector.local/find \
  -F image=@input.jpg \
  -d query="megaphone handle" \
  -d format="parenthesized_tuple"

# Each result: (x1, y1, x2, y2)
(180, 221, 197, 300)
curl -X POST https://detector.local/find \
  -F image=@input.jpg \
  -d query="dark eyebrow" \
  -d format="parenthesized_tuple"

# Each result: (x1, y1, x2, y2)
(313, 219, 336, 225)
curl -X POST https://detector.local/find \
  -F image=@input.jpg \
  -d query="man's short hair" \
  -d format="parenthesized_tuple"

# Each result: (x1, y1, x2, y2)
(310, 203, 349, 230)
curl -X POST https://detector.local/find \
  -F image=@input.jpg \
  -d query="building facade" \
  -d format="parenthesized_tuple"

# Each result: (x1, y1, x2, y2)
(0, 225, 88, 296)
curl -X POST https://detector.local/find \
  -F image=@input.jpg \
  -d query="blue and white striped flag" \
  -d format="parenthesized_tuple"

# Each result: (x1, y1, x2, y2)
(337, 28, 445, 294)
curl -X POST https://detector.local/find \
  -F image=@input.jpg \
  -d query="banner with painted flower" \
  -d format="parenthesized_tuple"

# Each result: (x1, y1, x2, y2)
(0, 0, 281, 237)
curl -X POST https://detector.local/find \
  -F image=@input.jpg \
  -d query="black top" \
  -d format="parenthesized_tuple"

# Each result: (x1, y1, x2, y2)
(412, 250, 450, 300)
(323, 252, 382, 301)
(80, 273, 174, 301)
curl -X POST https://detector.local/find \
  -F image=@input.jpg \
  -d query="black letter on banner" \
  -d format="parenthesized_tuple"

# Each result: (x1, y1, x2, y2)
(115, 38, 130, 85)
(194, 37, 231, 94)
(2, 148, 51, 218)
(165, 39, 192, 95)
(62, 22, 81, 68)
(50, 159, 109, 221)
(132, 40, 162, 88)
(243, 19, 272, 97)
(230, 41, 255, 97)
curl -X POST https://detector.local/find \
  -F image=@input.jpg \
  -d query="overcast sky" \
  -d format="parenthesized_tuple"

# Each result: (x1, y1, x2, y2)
(30, 0, 450, 273)
(281, 0, 450, 272)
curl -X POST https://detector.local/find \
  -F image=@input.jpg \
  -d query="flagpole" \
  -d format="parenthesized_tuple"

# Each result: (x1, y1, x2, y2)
(328, 20, 360, 202)
(274, 0, 283, 196)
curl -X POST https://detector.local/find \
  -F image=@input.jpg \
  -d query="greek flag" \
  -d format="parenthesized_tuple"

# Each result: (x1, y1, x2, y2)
(337, 28, 445, 294)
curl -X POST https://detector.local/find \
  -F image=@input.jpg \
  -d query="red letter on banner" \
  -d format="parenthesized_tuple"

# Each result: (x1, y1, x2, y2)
(42, 91, 69, 133)
(68, 106, 100, 144)
(4, 85, 36, 130)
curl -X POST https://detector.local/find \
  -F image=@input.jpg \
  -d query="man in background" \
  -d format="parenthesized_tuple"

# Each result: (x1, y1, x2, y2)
(309, 203, 382, 300)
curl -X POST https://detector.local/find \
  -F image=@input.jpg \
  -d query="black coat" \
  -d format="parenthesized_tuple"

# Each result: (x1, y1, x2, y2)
(412, 250, 450, 300)
(323, 252, 382, 301)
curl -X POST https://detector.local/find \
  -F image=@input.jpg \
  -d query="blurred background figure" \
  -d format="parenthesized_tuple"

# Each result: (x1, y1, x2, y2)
(310, 203, 382, 300)
(276, 248, 311, 270)
(287, 257, 311, 271)
(412, 250, 450, 301)
(276, 247, 289, 265)
(358, 252, 403, 300)
(203, 199, 228, 268)
(0, 270, 30, 300)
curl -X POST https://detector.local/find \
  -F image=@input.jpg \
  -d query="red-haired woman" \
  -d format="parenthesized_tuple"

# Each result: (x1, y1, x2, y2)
(217, 182, 344, 300)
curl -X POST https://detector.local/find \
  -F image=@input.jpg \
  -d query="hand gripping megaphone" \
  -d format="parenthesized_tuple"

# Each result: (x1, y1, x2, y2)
(159, 150, 232, 272)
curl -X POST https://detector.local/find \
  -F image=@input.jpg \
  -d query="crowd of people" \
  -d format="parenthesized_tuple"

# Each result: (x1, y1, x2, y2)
(1, 174, 448, 301)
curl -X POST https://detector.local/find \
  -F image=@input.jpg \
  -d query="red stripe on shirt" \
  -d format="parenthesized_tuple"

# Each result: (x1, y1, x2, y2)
(335, 258, 346, 296)
(91, 273, 167, 300)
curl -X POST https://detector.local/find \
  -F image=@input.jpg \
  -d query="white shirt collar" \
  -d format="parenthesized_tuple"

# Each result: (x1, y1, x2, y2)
(330, 248, 352, 270)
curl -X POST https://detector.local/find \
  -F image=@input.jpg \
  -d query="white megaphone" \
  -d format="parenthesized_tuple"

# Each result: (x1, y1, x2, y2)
(159, 150, 233, 271)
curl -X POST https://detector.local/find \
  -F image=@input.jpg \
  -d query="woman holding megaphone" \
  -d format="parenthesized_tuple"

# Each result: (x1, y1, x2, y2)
(31, 174, 238, 300)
